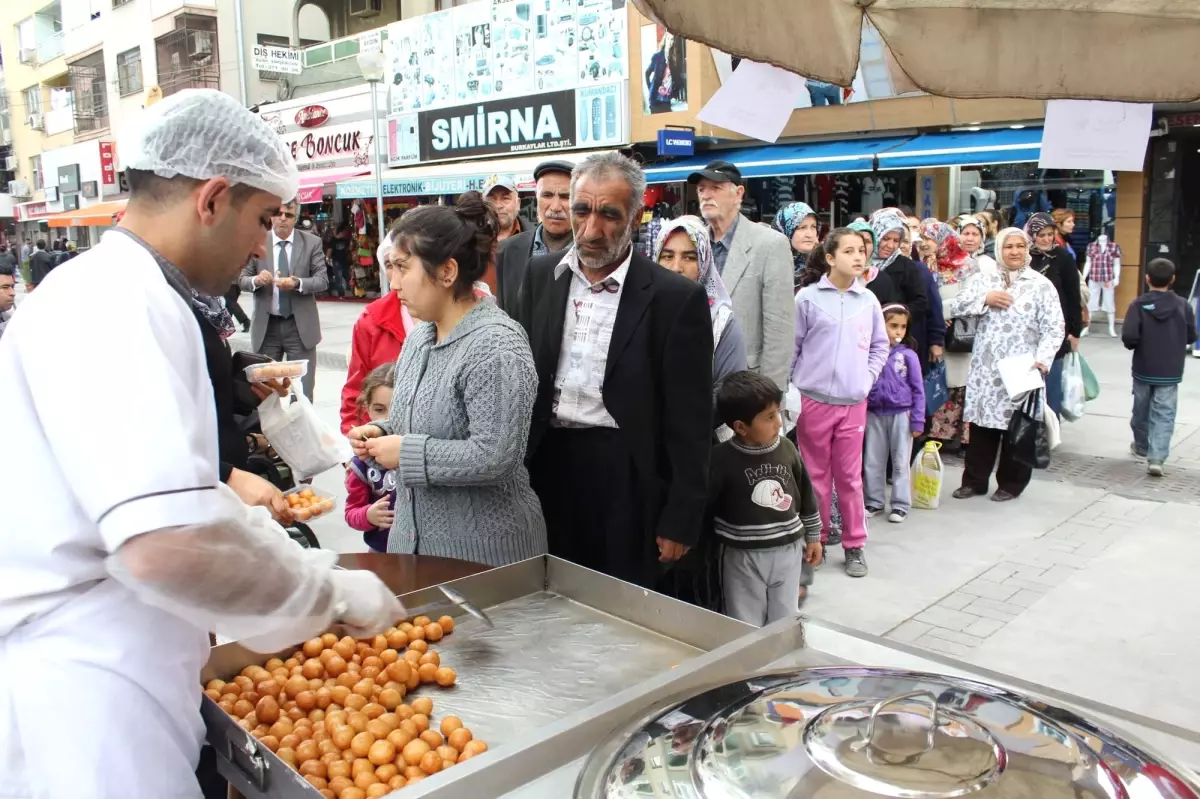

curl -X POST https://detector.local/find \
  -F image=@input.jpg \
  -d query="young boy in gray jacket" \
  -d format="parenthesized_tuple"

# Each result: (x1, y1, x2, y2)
(709, 371, 824, 625)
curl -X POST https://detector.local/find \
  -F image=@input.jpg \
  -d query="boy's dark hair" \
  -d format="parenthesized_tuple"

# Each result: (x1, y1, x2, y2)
(717, 370, 783, 428)
(0, 263, 15, 278)
(357, 362, 396, 413)
(1146, 258, 1175, 289)
(897, 205, 915, 217)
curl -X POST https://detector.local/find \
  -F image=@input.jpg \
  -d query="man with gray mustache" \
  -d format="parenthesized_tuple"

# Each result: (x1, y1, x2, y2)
(495, 160, 575, 316)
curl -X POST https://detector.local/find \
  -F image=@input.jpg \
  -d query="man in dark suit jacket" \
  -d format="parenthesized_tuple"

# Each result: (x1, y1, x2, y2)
(494, 159, 575, 315)
(516, 152, 713, 588)
(238, 200, 328, 399)
(28, 240, 55, 288)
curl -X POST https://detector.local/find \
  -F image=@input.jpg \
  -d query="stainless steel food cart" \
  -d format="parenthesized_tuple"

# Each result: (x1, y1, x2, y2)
(202, 556, 1200, 798)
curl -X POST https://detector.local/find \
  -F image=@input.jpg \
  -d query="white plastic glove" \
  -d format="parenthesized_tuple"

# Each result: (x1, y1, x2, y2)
(330, 569, 406, 640)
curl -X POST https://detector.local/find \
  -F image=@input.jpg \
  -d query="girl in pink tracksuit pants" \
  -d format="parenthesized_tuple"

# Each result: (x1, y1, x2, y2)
(790, 229, 890, 577)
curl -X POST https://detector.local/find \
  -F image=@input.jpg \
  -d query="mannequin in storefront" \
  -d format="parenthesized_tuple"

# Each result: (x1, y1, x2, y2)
(1084, 234, 1121, 337)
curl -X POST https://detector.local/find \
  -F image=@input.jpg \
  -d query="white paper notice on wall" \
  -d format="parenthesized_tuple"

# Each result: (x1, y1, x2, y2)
(697, 60, 804, 143)
(1039, 100, 1153, 172)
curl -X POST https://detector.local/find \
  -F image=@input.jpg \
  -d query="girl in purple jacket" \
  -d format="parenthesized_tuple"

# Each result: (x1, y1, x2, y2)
(864, 304, 925, 524)
(791, 229, 890, 578)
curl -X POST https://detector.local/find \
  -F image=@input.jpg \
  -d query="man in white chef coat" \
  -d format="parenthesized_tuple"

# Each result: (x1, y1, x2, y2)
(0, 90, 402, 799)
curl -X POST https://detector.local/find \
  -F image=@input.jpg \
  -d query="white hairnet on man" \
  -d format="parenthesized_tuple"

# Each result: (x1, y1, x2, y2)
(0, 88, 402, 799)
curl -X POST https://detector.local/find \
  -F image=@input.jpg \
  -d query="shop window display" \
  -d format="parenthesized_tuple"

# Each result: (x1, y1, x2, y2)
(959, 164, 1113, 255)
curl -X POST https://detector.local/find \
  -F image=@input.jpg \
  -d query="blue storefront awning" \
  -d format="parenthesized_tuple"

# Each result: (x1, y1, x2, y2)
(643, 136, 912, 184)
(643, 127, 1044, 184)
(875, 128, 1043, 170)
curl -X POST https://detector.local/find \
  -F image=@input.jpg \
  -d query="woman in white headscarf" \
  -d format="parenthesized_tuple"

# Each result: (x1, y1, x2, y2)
(955, 215, 998, 273)
(654, 215, 748, 392)
(946, 227, 1064, 503)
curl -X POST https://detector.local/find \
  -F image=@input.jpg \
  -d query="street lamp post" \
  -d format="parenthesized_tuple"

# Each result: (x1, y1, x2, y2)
(357, 50, 388, 296)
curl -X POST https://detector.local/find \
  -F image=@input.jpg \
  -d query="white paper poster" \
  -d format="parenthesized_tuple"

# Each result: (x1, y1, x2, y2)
(576, 0, 626, 85)
(386, 18, 423, 114)
(697, 59, 804, 143)
(418, 10, 455, 109)
(491, 0, 536, 98)
(1039, 100, 1153, 172)
(453, 1, 493, 103)
(533, 0, 577, 92)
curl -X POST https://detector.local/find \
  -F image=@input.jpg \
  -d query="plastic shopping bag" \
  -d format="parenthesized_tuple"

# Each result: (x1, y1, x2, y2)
(259, 390, 352, 480)
(781, 383, 802, 435)
(924, 360, 949, 417)
(1042, 392, 1061, 451)
(1079, 354, 1100, 401)
(910, 441, 944, 510)
(1060, 353, 1087, 422)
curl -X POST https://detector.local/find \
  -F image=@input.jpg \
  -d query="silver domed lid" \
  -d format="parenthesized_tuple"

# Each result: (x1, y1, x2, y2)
(576, 668, 1199, 799)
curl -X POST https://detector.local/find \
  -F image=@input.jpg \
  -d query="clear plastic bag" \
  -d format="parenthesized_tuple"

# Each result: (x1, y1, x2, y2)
(1061, 353, 1087, 422)
(910, 441, 944, 510)
(258, 390, 352, 480)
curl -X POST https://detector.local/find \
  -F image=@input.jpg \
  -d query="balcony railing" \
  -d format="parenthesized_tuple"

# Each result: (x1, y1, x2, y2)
(36, 32, 65, 64)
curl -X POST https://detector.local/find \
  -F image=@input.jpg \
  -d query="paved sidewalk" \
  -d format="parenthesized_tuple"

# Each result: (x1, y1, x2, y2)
(804, 331, 1200, 734)
(227, 292, 367, 371)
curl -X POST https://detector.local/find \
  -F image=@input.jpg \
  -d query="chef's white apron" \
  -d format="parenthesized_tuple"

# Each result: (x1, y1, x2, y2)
(0, 579, 210, 798)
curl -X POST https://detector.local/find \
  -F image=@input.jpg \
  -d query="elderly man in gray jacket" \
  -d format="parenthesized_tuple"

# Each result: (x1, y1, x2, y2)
(689, 161, 795, 390)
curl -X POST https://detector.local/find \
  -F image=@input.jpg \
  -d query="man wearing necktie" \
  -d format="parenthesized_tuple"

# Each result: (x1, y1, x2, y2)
(239, 200, 328, 399)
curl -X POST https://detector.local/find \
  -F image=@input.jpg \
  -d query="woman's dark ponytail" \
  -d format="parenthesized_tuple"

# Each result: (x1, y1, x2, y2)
(392, 191, 500, 298)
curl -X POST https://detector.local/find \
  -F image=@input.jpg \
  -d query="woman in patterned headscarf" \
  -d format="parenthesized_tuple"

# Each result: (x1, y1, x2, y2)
(772, 202, 819, 291)
(654, 215, 748, 398)
(955, 215, 998, 273)
(947, 227, 1064, 502)
(868, 208, 934, 372)
(1025, 212, 1083, 415)
(922, 220, 980, 447)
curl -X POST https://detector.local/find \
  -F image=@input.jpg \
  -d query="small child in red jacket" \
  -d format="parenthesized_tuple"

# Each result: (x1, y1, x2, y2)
(344, 363, 397, 552)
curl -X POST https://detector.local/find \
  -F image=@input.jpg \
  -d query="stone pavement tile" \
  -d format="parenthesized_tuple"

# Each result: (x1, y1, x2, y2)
(1074, 539, 1119, 559)
(960, 597, 1020, 621)
(913, 606, 980, 632)
(886, 620, 933, 644)
(1010, 565, 1049, 581)
(801, 472, 1103, 636)
(968, 521, 1200, 733)
(1017, 563, 1084, 587)
(1007, 589, 1047, 609)
(1002, 576, 1058, 592)
(962, 617, 1005, 638)
(936, 592, 976, 611)
(1041, 539, 1083, 553)
(979, 564, 1020, 583)
(957, 579, 1019, 601)
(1042, 523, 1099, 541)
(1004, 546, 1093, 570)
(922, 627, 986, 647)
(914, 635, 972, 658)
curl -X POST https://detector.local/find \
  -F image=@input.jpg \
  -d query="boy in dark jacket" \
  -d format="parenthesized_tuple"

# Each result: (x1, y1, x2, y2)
(708, 371, 823, 623)
(1121, 258, 1196, 476)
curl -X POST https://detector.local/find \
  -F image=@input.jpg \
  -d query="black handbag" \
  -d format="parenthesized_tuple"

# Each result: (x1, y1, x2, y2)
(1006, 389, 1051, 470)
(945, 315, 980, 353)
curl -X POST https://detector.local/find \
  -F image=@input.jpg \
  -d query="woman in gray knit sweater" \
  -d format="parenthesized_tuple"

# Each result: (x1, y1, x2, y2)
(348, 193, 547, 567)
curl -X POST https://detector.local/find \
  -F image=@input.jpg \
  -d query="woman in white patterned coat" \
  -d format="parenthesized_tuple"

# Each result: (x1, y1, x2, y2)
(947, 227, 1064, 503)
(349, 193, 547, 566)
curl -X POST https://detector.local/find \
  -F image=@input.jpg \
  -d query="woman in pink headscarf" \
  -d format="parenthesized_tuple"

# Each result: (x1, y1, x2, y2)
(922, 220, 980, 447)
